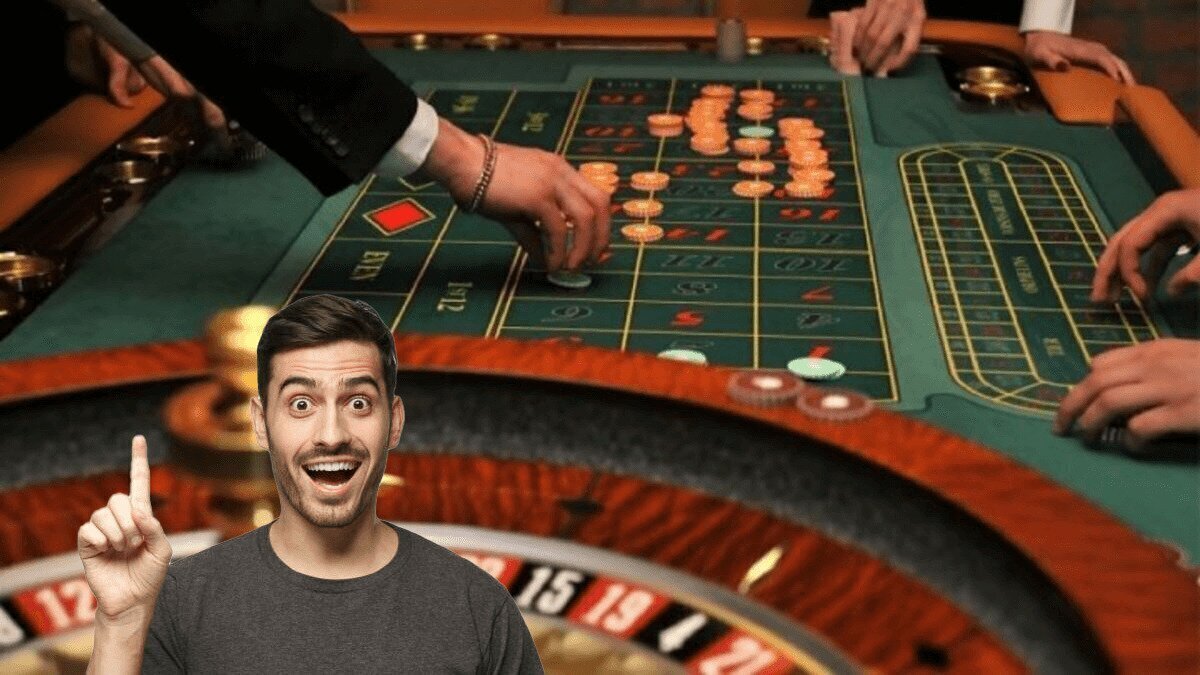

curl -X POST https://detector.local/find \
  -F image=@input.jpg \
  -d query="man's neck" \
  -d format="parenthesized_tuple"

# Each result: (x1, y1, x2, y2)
(268, 510, 398, 580)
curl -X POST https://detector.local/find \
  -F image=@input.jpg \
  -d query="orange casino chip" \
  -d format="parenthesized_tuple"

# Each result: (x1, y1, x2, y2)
(785, 126, 825, 141)
(647, 113, 684, 127)
(620, 222, 665, 243)
(737, 159, 776, 176)
(733, 137, 772, 156)
(736, 102, 773, 122)
(584, 171, 619, 185)
(738, 88, 775, 104)
(732, 180, 774, 198)
(789, 148, 829, 168)
(629, 171, 670, 191)
(689, 100, 727, 114)
(649, 125, 684, 138)
(784, 139, 823, 154)
(686, 115, 726, 131)
(785, 180, 826, 198)
(579, 162, 618, 176)
(690, 134, 729, 152)
(621, 198, 664, 218)
(791, 168, 835, 184)
(778, 117, 815, 133)
(701, 83, 735, 100)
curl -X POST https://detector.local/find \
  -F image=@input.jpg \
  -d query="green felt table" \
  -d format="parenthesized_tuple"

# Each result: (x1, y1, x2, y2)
(2, 50, 1196, 558)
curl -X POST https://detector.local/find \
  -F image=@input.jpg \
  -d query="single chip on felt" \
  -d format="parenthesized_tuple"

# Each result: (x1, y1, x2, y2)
(795, 387, 874, 421)
(648, 113, 684, 127)
(737, 125, 775, 139)
(621, 223, 665, 243)
(786, 357, 846, 381)
(785, 180, 825, 198)
(727, 369, 804, 406)
(546, 270, 593, 289)
(733, 137, 772, 156)
(650, 125, 684, 138)
(658, 348, 708, 364)
(732, 180, 774, 198)
(739, 88, 775, 103)
(737, 102, 774, 122)
(790, 168, 835, 184)
(579, 162, 618, 175)
(701, 83, 735, 100)
(621, 198, 664, 218)
(630, 171, 670, 191)
(737, 159, 776, 175)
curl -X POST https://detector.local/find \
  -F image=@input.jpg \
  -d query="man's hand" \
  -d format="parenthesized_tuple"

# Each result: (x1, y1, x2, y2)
(1024, 31, 1136, 85)
(1055, 339, 1200, 451)
(851, 0, 925, 76)
(67, 28, 227, 130)
(1091, 188, 1200, 303)
(420, 118, 611, 273)
(77, 436, 172, 623)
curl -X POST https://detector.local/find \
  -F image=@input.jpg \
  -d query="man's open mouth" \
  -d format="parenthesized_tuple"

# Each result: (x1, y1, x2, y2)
(302, 460, 362, 489)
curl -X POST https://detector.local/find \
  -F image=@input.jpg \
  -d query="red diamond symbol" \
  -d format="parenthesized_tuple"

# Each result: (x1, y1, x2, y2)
(364, 199, 435, 236)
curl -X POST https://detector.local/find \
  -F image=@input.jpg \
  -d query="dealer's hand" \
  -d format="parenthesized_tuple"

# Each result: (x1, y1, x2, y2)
(852, 0, 925, 76)
(421, 118, 611, 273)
(1023, 31, 1135, 85)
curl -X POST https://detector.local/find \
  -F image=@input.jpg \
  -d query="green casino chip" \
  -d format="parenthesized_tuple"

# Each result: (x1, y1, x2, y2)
(786, 357, 846, 381)
(546, 271, 592, 289)
(738, 125, 775, 138)
(657, 348, 708, 365)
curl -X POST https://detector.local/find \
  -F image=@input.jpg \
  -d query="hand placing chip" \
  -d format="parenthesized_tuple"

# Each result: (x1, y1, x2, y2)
(421, 118, 611, 273)
(1091, 188, 1200, 303)
(1054, 339, 1200, 451)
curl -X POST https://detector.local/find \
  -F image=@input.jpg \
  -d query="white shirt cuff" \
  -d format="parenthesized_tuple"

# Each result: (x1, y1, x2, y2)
(1019, 0, 1075, 34)
(375, 98, 439, 178)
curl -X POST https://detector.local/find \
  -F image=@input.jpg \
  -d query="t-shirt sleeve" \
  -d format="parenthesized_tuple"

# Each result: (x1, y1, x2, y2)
(481, 599, 544, 675)
(142, 572, 186, 674)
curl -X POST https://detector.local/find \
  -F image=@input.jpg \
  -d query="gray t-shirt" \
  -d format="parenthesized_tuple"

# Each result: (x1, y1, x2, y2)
(143, 522, 542, 674)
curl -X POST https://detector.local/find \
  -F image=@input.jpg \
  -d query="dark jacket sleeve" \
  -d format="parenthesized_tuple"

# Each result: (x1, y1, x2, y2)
(101, 0, 418, 195)
(807, 0, 863, 17)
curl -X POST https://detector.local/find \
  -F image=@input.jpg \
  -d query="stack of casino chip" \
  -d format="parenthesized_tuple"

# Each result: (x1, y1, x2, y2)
(736, 88, 775, 124)
(686, 85, 734, 156)
(621, 172, 669, 243)
(578, 161, 619, 195)
(646, 113, 685, 138)
(778, 117, 833, 199)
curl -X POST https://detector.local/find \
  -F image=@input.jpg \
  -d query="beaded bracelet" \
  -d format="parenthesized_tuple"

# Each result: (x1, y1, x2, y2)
(466, 134, 497, 213)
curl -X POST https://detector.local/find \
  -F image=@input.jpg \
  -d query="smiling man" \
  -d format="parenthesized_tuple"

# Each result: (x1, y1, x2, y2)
(77, 294, 542, 674)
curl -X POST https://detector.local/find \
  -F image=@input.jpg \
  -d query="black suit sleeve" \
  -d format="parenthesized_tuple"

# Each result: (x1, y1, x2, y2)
(807, 0, 863, 17)
(101, 0, 418, 195)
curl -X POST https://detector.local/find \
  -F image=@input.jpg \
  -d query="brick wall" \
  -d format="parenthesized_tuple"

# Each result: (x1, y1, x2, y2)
(1074, 0, 1199, 127)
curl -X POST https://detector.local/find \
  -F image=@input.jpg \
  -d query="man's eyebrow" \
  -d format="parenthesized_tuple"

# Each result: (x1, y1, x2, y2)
(277, 376, 318, 394)
(342, 375, 381, 393)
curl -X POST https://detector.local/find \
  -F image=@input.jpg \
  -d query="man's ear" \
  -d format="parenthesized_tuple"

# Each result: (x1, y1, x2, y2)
(250, 396, 269, 451)
(388, 397, 405, 449)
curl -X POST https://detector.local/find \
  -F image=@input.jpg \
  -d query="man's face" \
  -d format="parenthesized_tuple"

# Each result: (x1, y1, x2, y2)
(250, 340, 403, 529)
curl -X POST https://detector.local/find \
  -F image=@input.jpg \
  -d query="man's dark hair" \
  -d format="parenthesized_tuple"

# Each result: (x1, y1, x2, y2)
(256, 294, 397, 404)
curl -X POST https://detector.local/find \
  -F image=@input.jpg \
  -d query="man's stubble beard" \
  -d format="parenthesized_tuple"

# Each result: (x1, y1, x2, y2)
(264, 421, 388, 528)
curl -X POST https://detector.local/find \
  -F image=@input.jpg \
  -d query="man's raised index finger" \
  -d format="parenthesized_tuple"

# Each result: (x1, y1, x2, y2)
(130, 435, 152, 513)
